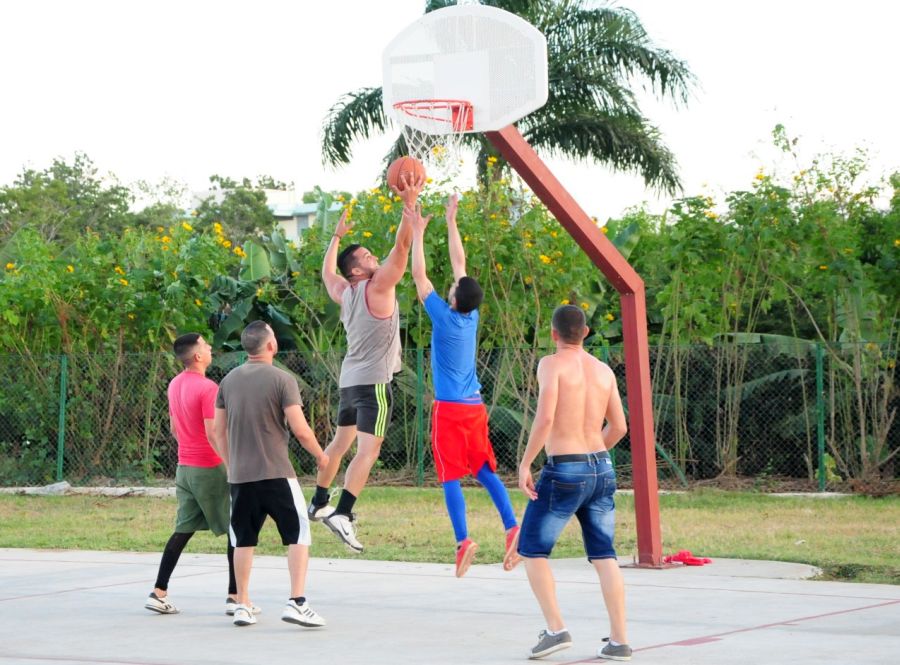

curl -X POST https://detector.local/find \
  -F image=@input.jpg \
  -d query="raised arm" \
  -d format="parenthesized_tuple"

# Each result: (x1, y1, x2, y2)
(368, 173, 424, 295)
(518, 358, 559, 499)
(284, 404, 329, 471)
(445, 193, 466, 281)
(321, 209, 353, 304)
(410, 207, 435, 303)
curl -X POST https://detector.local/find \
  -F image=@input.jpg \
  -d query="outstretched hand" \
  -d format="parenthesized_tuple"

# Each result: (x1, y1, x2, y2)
(410, 205, 433, 236)
(446, 192, 459, 224)
(392, 173, 426, 211)
(334, 208, 353, 239)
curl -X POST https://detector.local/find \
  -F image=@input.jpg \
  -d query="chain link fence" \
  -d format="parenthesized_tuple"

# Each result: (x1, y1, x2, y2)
(1, 343, 896, 488)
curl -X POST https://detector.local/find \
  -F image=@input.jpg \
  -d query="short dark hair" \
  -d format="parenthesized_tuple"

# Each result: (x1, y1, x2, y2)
(337, 244, 362, 279)
(551, 305, 586, 343)
(241, 321, 272, 354)
(173, 333, 201, 366)
(454, 276, 483, 314)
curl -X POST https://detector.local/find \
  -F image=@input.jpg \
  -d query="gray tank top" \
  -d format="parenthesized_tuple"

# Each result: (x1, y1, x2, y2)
(339, 279, 402, 387)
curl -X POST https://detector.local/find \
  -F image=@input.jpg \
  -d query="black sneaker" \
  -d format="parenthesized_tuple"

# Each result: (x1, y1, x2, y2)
(598, 641, 632, 661)
(528, 629, 572, 659)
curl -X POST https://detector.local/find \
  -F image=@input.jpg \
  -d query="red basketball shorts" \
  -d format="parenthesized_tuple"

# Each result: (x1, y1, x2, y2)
(431, 400, 498, 483)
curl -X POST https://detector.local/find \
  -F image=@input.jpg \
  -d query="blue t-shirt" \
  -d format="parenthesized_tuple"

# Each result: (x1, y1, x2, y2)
(424, 290, 482, 403)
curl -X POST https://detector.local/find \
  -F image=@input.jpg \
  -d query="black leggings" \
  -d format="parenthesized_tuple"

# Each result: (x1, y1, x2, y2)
(154, 532, 237, 595)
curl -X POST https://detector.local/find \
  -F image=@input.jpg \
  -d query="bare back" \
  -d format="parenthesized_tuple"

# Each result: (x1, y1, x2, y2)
(539, 348, 624, 456)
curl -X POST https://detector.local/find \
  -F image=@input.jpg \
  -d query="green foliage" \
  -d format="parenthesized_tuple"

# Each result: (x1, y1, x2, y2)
(192, 175, 277, 241)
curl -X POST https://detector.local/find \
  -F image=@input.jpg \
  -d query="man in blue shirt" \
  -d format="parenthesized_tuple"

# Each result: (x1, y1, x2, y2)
(410, 194, 518, 577)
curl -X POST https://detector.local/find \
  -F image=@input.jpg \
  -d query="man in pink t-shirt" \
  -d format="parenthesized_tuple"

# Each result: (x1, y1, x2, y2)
(145, 333, 254, 617)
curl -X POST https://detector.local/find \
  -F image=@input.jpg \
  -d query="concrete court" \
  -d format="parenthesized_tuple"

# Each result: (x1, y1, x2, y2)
(0, 548, 897, 665)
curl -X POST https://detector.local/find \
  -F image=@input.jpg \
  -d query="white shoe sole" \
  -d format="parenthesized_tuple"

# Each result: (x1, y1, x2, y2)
(281, 612, 326, 627)
(529, 642, 572, 659)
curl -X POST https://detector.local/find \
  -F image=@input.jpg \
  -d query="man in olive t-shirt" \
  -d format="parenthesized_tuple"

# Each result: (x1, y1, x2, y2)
(214, 321, 330, 629)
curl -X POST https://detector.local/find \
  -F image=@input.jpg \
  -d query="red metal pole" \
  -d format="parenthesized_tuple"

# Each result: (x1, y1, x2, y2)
(486, 124, 663, 566)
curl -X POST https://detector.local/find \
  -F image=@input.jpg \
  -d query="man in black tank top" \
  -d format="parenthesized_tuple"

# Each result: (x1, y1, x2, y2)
(309, 174, 424, 553)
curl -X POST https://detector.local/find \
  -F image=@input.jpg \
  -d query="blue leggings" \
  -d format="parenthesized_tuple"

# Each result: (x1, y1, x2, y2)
(443, 463, 518, 543)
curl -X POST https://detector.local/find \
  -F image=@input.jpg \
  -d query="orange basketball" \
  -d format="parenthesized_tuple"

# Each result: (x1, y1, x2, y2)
(386, 156, 426, 192)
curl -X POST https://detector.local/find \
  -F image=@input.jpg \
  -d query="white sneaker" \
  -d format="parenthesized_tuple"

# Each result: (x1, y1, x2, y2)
(225, 597, 261, 616)
(144, 592, 179, 614)
(323, 512, 363, 553)
(307, 502, 336, 522)
(281, 599, 326, 627)
(232, 604, 257, 626)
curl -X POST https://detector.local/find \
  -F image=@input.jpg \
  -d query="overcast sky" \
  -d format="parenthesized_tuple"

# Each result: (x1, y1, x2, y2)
(1, 0, 897, 220)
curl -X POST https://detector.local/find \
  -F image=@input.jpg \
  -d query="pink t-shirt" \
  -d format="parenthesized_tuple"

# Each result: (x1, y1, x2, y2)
(168, 371, 222, 467)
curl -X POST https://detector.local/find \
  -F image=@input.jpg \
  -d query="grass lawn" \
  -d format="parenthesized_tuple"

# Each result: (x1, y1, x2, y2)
(1, 488, 897, 584)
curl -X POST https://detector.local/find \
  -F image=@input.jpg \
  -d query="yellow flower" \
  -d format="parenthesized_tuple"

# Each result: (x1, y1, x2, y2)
(213, 222, 223, 234)
(377, 195, 387, 203)
(496, 263, 503, 272)
(755, 171, 765, 181)
(425, 178, 433, 185)
(5, 262, 15, 270)
(818, 265, 828, 271)
(389, 225, 397, 233)
(233, 246, 246, 258)
(256, 288, 263, 297)
(127, 313, 135, 320)
(118, 278, 129, 286)
(463, 235, 469, 242)
(605, 313, 615, 321)
(171, 271, 178, 279)
(490, 213, 497, 219)
(222, 240, 232, 248)
(156, 226, 164, 233)
(363, 231, 373, 238)
(525, 242, 533, 248)
(66, 265, 74, 273)
(524, 276, 533, 285)
(190, 210, 198, 217)
(336, 195, 345, 202)
(601, 226, 608, 235)
(705, 211, 718, 219)
(383, 204, 392, 213)
(842, 247, 853, 254)
(194, 299, 203, 307)
(580, 302, 589, 310)
(539, 255, 551, 264)
(370, 187, 381, 195)
(550, 231, 558, 238)
(291, 271, 299, 277)
(162, 245, 169, 252)
(487, 156, 498, 164)
(114, 265, 125, 275)
(161, 235, 171, 244)
(182, 222, 193, 232)
(561, 299, 570, 305)
(894, 239, 900, 247)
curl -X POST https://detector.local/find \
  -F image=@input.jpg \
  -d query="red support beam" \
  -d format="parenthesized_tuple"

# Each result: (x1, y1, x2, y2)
(487, 124, 663, 566)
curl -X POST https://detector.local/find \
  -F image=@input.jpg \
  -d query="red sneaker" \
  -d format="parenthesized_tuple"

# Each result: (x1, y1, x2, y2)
(503, 525, 522, 571)
(455, 538, 479, 578)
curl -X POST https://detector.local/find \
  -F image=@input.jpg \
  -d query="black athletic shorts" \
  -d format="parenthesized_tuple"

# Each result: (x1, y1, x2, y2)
(337, 383, 393, 437)
(229, 478, 310, 548)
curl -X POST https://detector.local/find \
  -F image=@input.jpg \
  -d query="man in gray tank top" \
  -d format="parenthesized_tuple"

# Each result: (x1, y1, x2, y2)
(308, 173, 424, 552)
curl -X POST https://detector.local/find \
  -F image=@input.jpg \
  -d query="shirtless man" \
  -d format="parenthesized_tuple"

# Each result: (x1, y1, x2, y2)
(510, 305, 631, 661)
(308, 175, 423, 552)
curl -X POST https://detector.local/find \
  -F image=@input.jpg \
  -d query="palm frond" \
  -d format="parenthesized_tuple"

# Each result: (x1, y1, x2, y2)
(321, 87, 389, 167)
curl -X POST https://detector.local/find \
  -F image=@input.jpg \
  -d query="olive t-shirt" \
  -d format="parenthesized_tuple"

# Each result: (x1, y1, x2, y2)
(215, 361, 302, 483)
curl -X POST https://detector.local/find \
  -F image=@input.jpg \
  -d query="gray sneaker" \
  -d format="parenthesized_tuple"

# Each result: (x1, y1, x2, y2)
(598, 641, 632, 661)
(528, 629, 572, 659)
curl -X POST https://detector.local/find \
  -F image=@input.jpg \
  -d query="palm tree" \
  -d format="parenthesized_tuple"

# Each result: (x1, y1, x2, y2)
(321, 0, 695, 194)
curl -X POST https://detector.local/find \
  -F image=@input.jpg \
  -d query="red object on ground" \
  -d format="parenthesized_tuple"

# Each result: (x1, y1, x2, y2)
(663, 550, 713, 566)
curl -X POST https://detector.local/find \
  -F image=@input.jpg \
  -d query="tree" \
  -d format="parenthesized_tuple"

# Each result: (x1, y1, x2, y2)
(320, 0, 695, 192)
(0, 153, 133, 244)
(192, 175, 276, 241)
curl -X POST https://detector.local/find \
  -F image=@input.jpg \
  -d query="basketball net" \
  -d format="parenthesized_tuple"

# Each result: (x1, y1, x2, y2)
(393, 99, 473, 181)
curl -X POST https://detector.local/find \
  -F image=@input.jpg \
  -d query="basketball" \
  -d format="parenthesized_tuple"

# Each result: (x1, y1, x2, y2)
(386, 156, 426, 192)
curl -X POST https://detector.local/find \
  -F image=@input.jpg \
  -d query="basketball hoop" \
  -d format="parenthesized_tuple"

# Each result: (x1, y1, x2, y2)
(393, 99, 473, 179)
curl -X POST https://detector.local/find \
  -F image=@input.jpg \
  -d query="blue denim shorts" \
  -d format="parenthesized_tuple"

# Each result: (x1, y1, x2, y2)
(517, 451, 617, 561)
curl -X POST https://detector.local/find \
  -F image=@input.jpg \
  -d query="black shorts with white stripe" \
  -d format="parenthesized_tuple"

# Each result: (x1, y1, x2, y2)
(229, 478, 311, 547)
